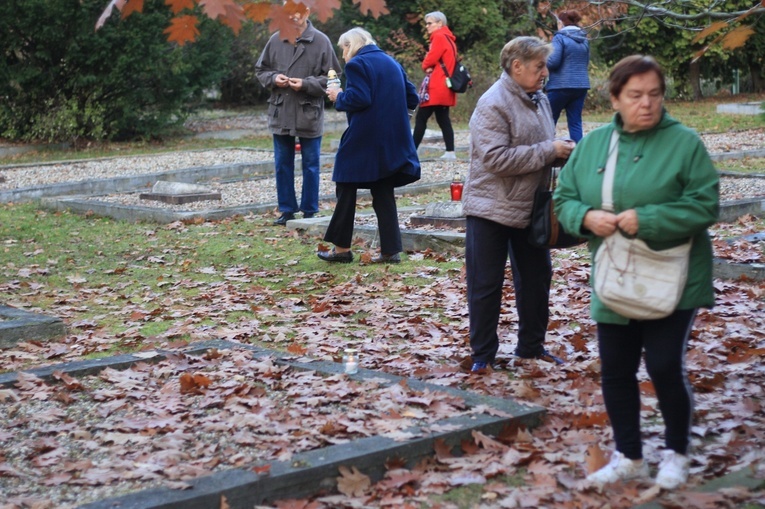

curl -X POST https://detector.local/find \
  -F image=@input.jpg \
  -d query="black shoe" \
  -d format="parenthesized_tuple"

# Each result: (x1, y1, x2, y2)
(317, 249, 353, 263)
(371, 253, 401, 264)
(273, 213, 295, 226)
(303, 212, 316, 219)
(516, 349, 565, 365)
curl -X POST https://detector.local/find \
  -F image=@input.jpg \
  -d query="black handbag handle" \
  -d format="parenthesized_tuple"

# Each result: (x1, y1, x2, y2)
(438, 38, 459, 77)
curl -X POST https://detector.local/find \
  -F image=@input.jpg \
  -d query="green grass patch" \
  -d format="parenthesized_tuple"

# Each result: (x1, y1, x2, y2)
(716, 157, 765, 174)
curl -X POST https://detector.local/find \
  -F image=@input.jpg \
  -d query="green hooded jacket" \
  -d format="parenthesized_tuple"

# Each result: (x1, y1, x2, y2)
(553, 111, 720, 324)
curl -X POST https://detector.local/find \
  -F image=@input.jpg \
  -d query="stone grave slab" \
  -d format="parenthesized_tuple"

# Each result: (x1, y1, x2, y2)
(409, 200, 466, 229)
(0, 339, 545, 508)
(139, 180, 222, 204)
(0, 305, 66, 349)
(716, 102, 764, 115)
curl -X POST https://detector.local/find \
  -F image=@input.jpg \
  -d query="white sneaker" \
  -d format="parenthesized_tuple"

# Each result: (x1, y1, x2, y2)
(587, 451, 649, 486)
(655, 450, 690, 490)
(440, 151, 456, 160)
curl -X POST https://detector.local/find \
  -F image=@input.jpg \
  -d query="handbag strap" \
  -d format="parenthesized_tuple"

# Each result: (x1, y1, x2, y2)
(438, 38, 459, 77)
(601, 130, 620, 212)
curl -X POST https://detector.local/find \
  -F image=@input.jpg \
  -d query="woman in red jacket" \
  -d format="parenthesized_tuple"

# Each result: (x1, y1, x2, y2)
(413, 11, 457, 160)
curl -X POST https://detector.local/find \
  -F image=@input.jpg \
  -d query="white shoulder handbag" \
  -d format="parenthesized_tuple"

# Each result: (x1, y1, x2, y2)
(593, 131, 692, 320)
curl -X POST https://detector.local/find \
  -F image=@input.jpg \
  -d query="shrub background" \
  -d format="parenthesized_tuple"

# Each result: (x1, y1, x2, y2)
(0, 0, 233, 143)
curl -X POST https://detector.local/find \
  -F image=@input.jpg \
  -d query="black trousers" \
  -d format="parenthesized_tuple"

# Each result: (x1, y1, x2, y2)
(597, 308, 697, 460)
(412, 105, 454, 151)
(323, 177, 402, 255)
(466, 215, 552, 363)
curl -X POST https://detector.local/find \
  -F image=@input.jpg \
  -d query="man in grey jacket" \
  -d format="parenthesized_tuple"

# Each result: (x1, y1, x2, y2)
(256, 6, 341, 225)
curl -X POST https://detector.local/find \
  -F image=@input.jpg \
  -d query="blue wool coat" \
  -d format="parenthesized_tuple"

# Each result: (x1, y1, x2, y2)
(546, 27, 590, 90)
(333, 45, 421, 187)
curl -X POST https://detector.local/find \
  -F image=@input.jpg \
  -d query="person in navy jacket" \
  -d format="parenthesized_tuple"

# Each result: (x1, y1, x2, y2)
(546, 10, 590, 142)
(319, 28, 421, 264)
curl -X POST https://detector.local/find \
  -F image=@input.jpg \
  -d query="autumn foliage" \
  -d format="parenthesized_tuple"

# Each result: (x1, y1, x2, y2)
(98, 0, 391, 45)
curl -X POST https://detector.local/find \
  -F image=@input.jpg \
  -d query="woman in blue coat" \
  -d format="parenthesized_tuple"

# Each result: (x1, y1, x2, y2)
(319, 28, 421, 264)
(546, 10, 590, 142)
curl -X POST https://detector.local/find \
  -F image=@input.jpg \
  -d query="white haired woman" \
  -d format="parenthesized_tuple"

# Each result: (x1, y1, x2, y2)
(319, 28, 421, 264)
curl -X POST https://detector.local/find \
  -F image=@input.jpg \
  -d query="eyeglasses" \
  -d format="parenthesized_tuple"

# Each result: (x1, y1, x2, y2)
(425, 22, 435, 26)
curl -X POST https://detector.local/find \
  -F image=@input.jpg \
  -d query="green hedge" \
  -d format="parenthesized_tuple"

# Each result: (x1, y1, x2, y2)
(0, 0, 233, 142)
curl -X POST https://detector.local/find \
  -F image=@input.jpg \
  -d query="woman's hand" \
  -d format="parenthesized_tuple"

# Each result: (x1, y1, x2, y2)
(583, 210, 619, 238)
(327, 87, 342, 102)
(552, 139, 575, 160)
(424, 67, 434, 74)
(615, 209, 639, 236)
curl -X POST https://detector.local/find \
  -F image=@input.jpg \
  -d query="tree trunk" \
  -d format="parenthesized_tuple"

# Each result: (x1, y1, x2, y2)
(749, 61, 764, 93)
(689, 59, 702, 100)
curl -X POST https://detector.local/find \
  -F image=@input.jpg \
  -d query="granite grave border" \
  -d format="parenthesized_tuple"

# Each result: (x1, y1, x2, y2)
(0, 305, 66, 349)
(0, 339, 545, 509)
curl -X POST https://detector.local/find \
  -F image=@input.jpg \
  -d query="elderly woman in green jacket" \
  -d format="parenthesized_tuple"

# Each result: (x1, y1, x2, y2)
(554, 55, 719, 491)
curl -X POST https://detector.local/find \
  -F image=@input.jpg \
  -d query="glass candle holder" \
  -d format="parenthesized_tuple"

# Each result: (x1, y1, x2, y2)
(450, 181, 463, 201)
(343, 349, 359, 374)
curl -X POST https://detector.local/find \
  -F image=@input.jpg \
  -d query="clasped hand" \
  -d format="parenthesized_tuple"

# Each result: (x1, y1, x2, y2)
(583, 209, 639, 237)
(275, 74, 303, 91)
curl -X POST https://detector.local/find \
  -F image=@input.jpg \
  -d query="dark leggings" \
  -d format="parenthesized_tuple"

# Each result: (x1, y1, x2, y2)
(597, 308, 697, 460)
(413, 105, 454, 151)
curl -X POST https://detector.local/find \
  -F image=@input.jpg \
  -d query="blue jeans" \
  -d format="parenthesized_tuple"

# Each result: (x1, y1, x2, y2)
(273, 134, 322, 215)
(546, 88, 588, 142)
(466, 216, 552, 364)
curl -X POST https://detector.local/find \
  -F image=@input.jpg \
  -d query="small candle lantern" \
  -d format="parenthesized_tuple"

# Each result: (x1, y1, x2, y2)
(343, 348, 359, 374)
(450, 170, 463, 201)
(295, 142, 301, 153)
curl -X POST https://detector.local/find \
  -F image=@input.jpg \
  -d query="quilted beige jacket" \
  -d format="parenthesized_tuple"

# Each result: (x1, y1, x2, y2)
(463, 72, 558, 228)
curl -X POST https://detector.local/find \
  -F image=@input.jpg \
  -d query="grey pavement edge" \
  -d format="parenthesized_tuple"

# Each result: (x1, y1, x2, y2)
(0, 338, 545, 509)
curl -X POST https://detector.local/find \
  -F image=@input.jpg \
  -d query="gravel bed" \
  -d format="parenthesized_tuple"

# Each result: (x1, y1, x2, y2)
(77, 167, 765, 215)
(0, 149, 275, 190)
(0, 130, 762, 215)
(1, 128, 763, 192)
(80, 160, 467, 211)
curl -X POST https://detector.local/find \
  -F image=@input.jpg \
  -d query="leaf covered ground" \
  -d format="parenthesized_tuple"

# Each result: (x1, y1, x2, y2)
(0, 204, 764, 509)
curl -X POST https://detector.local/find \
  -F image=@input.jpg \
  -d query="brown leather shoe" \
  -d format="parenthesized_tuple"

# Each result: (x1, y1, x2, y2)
(371, 253, 401, 264)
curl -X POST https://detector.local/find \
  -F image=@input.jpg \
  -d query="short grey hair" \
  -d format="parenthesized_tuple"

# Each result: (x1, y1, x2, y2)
(338, 28, 376, 60)
(500, 36, 552, 73)
(425, 11, 447, 26)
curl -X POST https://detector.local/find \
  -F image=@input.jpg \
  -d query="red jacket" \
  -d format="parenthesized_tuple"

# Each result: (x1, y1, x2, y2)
(421, 26, 457, 107)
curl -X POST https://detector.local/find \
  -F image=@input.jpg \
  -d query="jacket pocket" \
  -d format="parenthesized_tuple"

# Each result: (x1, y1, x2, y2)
(267, 94, 284, 126)
(296, 96, 322, 131)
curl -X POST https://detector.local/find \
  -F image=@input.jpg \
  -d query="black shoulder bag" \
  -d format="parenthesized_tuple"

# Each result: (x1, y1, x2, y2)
(438, 39, 472, 93)
(528, 169, 586, 249)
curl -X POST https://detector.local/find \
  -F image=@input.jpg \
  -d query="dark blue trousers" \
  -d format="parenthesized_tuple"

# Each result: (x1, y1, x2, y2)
(597, 308, 697, 459)
(466, 215, 552, 363)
